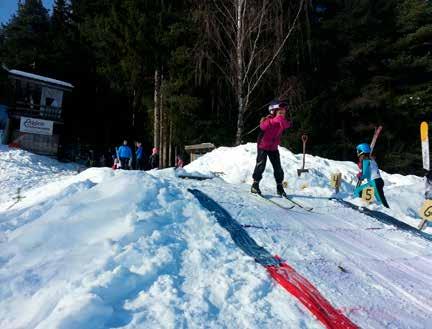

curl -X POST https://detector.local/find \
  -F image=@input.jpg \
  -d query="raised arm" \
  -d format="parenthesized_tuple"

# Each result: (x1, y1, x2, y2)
(260, 114, 291, 131)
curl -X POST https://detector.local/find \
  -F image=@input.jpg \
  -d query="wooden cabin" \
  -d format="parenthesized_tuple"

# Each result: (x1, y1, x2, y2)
(184, 143, 216, 161)
(0, 67, 73, 155)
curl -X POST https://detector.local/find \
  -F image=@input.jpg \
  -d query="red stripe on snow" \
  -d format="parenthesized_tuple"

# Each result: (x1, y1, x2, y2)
(266, 256, 358, 329)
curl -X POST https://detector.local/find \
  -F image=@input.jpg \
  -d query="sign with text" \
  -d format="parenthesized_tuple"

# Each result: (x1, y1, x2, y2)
(420, 200, 432, 222)
(20, 116, 53, 136)
(330, 173, 342, 188)
(362, 187, 375, 204)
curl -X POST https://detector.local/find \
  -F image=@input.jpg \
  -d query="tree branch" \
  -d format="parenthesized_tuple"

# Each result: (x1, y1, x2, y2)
(246, 0, 305, 100)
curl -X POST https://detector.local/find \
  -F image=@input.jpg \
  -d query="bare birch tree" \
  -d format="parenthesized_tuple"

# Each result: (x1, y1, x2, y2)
(154, 69, 161, 150)
(195, 0, 306, 144)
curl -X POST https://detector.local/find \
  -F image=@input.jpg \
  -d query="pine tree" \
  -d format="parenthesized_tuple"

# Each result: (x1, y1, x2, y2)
(302, 0, 432, 173)
(0, 0, 51, 72)
(49, 0, 74, 79)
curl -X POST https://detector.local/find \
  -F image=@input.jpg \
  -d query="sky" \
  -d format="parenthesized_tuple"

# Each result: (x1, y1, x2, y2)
(0, 0, 54, 24)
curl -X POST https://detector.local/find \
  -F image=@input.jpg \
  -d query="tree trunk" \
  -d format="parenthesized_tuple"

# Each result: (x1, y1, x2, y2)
(153, 69, 161, 149)
(163, 115, 168, 168)
(132, 88, 136, 135)
(168, 122, 173, 167)
(235, 0, 245, 145)
(159, 74, 165, 168)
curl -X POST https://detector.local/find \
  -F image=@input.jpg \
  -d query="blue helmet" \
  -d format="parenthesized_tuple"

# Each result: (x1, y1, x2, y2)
(356, 143, 371, 156)
(268, 100, 288, 113)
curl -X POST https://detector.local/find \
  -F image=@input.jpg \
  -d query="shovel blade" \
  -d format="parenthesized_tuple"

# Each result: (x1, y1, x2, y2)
(297, 169, 309, 177)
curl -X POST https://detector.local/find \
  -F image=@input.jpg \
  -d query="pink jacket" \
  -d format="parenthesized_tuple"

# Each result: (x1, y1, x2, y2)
(258, 115, 291, 151)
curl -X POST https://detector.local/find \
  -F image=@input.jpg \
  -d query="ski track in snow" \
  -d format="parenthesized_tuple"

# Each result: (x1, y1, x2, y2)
(175, 178, 432, 328)
(1, 144, 431, 328)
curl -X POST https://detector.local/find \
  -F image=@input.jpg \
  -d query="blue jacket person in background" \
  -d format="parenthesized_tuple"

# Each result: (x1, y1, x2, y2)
(354, 143, 389, 208)
(135, 141, 146, 170)
(117, 140, 133, 170)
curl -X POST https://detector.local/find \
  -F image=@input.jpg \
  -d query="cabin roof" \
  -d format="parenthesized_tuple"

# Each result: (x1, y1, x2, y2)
(5, 68, 74, 90)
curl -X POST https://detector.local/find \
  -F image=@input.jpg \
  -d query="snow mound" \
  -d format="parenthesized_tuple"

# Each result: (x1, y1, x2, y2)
(184, 143, 428, 231)
(0, 145, 78, 206)
(1, 143, 431, 329)
(0, 169, 318, 329)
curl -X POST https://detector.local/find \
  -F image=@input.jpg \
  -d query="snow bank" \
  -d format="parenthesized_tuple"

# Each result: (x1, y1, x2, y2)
(1, 143, 431, 329)
(184, 143, 428, 232)
(0, 167, 319, 329)
(0, 145, 78, 206)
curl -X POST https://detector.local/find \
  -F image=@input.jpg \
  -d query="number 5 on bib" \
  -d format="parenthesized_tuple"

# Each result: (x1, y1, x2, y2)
(362, 187, 375, 204)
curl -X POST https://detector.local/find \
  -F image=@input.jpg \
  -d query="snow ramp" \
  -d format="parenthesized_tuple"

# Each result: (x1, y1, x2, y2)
(190, 188, 358, 329)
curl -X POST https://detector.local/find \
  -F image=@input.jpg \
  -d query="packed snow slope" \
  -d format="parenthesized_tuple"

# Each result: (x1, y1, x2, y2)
(0, 145, 78, 205)
(0, 144, 431, 329)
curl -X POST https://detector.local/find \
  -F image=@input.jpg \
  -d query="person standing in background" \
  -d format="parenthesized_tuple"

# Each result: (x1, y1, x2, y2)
(149, 147, 159, 169)
(175, 155, 184, 169)
(117, 140, 133, 169)
(135, 141, 146, 170)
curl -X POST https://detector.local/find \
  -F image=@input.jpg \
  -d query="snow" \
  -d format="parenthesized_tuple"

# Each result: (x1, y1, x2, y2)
(0, 145, 78, 205)
(7, 69, 74, 89)
(1, 144, 431, 328)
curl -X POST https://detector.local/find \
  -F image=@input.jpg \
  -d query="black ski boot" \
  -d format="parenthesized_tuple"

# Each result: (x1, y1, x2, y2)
(276, 183, 287, 197)
(251, 181, 262, 195)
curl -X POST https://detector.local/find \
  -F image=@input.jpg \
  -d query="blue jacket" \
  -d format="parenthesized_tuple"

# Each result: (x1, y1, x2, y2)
(136, 146, 144, 160)
(359, 159, 381, 182)
(117, 145, 132, 159)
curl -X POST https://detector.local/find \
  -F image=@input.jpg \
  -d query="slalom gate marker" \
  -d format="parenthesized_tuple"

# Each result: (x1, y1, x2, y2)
(330, 173, 342, 194)
(419, 122, 430, 230)
(420, 122, 429, 171)
(419, 200, 432, 230)
(361, 187, 375, 205)
(189, 189, 358, 329)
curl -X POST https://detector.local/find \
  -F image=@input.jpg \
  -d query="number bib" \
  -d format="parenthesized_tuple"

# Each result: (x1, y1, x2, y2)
(362, 187, 375, 204)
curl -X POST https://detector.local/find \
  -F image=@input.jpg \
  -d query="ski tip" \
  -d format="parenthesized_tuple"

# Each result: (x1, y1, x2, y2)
(421, 122, 429, 141)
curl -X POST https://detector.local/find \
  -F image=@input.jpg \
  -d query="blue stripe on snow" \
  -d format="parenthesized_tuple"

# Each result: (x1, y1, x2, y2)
(189, 189, 280, 266)
(332, 199, 432, 242)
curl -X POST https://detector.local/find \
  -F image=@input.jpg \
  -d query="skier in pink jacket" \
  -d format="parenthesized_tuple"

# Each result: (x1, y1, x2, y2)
(251, 100, 292, 196)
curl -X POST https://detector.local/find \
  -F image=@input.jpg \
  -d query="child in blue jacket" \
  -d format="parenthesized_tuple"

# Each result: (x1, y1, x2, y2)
(354, 143, 389, 208)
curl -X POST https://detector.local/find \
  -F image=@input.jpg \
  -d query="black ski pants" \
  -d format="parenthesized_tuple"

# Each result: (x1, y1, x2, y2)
(359, 178, 389, 208)
(136, 158, 146, 170)
(252, 148, 284, 184)
(374, 178, 389, 208)
(119, 157, 130, 170)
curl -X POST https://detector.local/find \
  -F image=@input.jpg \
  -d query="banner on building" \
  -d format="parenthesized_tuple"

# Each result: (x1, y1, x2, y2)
(20, 116, 53, 136)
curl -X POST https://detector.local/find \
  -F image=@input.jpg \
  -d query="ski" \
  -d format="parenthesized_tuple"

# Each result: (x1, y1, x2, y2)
(330, 198, 432, 242)
(419, 122, 431, 230)
(421, 122, 430, 172)
(370, 125, 383, 155)
(282, 195, 314, 211)
(253, 193, 295, 210)
(177, 174, 214, 181)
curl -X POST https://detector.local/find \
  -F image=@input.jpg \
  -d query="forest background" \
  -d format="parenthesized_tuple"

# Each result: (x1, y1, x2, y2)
(0, 0, 431, 174)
